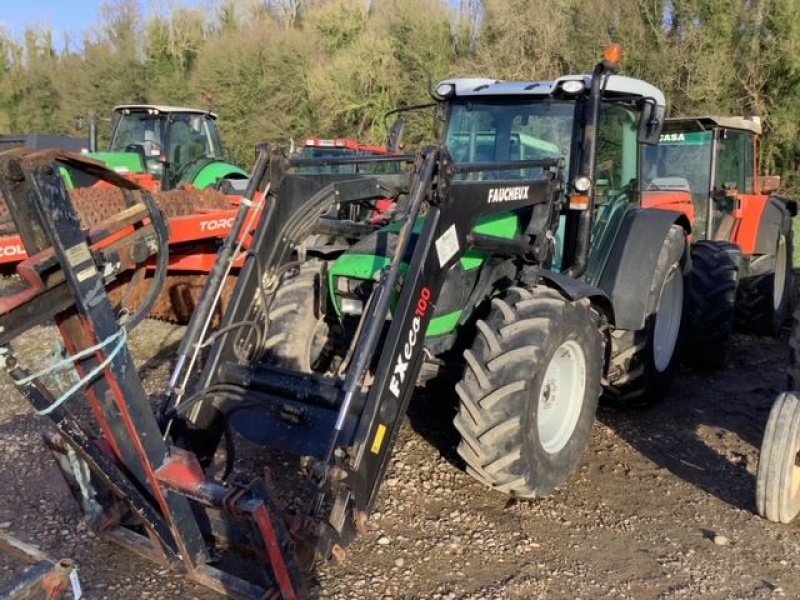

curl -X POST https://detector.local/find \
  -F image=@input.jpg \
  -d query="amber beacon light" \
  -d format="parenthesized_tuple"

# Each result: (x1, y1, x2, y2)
(602, 43, 624, 71)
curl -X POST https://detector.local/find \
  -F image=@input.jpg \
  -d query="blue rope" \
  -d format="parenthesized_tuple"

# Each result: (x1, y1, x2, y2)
(16, 328, 128, 416)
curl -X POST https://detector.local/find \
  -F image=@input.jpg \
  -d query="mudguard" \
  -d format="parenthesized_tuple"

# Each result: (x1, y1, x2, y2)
(752, 196, 792, 257)
(595, 207, 690, 331)
(191, 160, 249, 189)
(533, 269, 615, 326)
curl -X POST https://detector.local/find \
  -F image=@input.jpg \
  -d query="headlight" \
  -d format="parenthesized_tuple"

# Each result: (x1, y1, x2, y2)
(340, 297, 364, 315)
(335, 277, 375, 315)
(434, 83, 455, 99)
(573, 176, 591, 192)
(560, 80, 585, 94)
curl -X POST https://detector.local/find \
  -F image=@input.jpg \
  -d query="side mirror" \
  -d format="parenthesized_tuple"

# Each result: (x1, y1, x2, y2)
(387, 119, 406, 153)
(638, 100, 665, 146)
(761, 174, 781, 195)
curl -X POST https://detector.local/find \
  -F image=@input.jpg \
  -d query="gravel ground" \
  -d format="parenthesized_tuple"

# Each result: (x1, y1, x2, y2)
(1, 319, 799, 599)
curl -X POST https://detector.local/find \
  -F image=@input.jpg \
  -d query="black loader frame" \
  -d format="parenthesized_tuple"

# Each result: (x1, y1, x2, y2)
(0, 143, 569, 599)
(0, 149, 304, 599)
(166, 146, 567, 559)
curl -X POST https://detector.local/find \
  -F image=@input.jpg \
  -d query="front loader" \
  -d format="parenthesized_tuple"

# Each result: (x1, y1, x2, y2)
(0, 46, 687, 597)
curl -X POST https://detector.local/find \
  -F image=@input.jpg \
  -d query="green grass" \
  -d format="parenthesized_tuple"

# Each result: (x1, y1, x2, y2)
(794, 217, 800, 268)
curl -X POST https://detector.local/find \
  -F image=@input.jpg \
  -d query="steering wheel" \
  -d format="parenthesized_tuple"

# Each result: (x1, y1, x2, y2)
(172, 154, 211, 187)
(124, 143, 149, 171)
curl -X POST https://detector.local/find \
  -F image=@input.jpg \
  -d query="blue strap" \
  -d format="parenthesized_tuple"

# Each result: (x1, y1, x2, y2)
(16, 328, 128, 416)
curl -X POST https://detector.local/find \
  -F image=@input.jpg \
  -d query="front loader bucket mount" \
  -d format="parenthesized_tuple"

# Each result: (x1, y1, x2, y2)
(0, 148, 305, 599)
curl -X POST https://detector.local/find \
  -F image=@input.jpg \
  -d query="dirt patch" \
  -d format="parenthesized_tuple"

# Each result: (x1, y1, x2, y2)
(0, 320, 798, 599)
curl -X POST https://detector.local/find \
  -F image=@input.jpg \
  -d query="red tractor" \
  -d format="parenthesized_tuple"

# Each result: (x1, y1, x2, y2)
(0, 137, 396, 322)
(642, 116, 796, 368)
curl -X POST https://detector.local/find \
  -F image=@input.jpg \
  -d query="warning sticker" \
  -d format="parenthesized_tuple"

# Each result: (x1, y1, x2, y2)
(65, 242, 92, 267)
(435, 224, 459, 267)
(370, 424, 388, 454)
(76, 265, 98, 282)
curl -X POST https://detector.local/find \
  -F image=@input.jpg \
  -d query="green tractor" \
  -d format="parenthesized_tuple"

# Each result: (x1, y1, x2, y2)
(82, 104, 248, 190)
(173, 47, 690, 565)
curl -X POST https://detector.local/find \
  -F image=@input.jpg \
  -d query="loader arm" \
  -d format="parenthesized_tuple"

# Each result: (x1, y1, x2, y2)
(173, 146, 563, 560)
(327, 152, 563, 548)
(0, 149, 306, 599)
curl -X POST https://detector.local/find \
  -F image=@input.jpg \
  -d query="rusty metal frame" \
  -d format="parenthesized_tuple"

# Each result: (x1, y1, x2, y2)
(0, 532, 76, 600)
(0, 149, 304, 599)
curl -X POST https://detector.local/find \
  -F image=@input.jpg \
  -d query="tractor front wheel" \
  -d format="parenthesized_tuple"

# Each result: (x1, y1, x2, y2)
(453, 286, 603, 497)
(756, 391, 800, 523)
(263, 260, 338, 373)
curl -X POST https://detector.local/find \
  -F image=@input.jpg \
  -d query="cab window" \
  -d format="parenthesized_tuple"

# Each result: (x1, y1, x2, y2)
(715, 130, 754, 193)
(595, 103, 639, 202)
(445, 100, 573, 180)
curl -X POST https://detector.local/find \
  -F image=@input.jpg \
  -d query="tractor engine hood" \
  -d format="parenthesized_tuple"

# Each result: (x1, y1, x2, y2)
(328, 213, 521, 321)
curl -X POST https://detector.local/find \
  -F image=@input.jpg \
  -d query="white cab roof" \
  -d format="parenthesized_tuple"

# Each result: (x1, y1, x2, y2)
(113, 105, 218, 119)
(437, 74, 666, 107)
(665, 115, 761, 135)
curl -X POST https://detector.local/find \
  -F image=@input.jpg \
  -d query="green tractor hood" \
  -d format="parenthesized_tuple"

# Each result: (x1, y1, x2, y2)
(328, 212, 521, 338)
(89, 151, 146, 174)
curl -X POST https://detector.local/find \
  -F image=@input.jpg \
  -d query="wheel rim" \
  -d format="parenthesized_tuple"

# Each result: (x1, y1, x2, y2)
(653, 265, 683, 373)
(785, 415, 800, 521)
(537, 340, 587, 455)
(773, 234, 788, 310)
(790, 455, 800, 509)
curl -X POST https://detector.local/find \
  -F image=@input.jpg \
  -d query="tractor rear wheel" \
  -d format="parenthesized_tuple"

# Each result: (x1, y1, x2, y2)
(736, 222, 794, 335)
(605, 224, 688, 406)
(683, 241, 741, 370)
(453, 286, 603, 497)
(756, 391, 800, 523)
(263, 260, 337, 373)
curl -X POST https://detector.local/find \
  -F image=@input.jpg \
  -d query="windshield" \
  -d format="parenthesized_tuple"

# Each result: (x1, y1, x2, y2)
(167, 114, 224, 169)
(110, 113, 165, 157)
(642, 130, 712, 198)
(444, 100, 573, 180)
(301, 147, 358, 159)
(110, 112, 225, 177)
(297, 146, 401, 175)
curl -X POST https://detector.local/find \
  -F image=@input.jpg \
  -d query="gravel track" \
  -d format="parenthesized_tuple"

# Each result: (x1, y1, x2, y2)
(0, 320, 798, 599)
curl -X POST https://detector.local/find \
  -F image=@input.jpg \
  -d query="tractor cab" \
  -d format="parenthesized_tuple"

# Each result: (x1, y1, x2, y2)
(642, 116, 778, 239)
(435, 75, 664, 278)
(327, 64, 667, 349)
(92, 105, 248, 190)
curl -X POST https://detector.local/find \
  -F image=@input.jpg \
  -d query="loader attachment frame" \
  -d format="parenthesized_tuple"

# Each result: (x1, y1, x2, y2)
(0, 149, 304, 599)
(168, 146, 563, 560)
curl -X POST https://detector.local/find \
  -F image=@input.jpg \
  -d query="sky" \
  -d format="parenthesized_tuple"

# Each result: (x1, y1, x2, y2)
(2, 0, 109, 41)
(1, 0, 463, 49)
(0, 0, 204, 48)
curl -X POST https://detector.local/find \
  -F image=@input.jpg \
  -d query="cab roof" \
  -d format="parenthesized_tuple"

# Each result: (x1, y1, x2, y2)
(113, 105, 218, 119)
(436, 74, 666, 107)
(664, 115, 761, 135)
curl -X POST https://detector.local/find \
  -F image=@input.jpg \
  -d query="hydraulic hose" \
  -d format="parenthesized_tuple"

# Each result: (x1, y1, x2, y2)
(159, 148, 271, 422)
